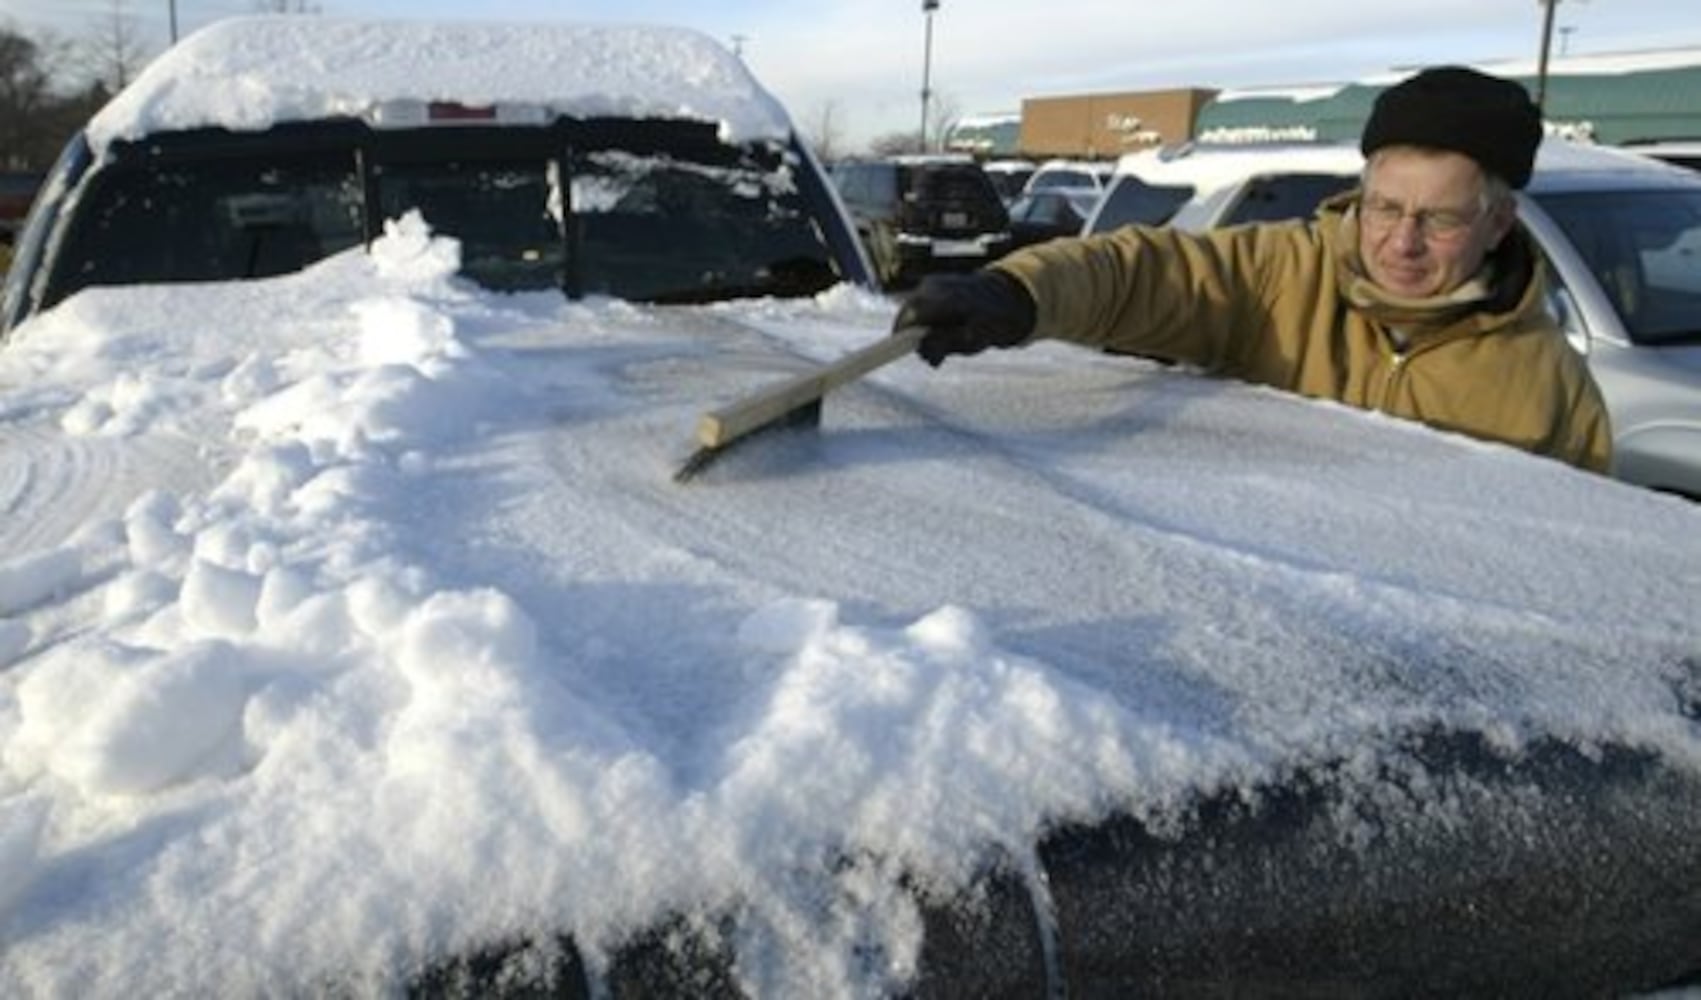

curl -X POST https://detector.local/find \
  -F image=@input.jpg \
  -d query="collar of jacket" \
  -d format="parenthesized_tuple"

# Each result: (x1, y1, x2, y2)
(1318, 189, 1544, 343)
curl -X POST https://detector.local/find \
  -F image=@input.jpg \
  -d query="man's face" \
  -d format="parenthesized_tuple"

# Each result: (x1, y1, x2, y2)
(1358, 147, 1516, 299)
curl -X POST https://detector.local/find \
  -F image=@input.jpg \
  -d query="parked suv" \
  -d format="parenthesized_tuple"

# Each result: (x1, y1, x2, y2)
(829, 155, 1010, 288)
(1084, 139, 1701, 500)
(1022, 157, 1114, 196)
(0, 20, 872, 336)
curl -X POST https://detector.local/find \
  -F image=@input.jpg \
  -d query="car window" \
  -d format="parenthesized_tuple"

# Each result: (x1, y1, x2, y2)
(1221, 174, 1357, 226)
(907, 165, 1004, 215)
(1009, 195, 1051, 225)
(572, 148, 839, 304)
(984, 168, 1033, 202)
(1030, 169, 1096, 192)
(1535, 188, 1701, 346)
(1087, 177, 1194, 232)
(376, 156, 561, 292)
(871, 165, 897, 205)
(44, 149, 365, 309)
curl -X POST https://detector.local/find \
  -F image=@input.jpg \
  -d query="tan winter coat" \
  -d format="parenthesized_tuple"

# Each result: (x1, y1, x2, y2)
(992, 192, 1612, 473)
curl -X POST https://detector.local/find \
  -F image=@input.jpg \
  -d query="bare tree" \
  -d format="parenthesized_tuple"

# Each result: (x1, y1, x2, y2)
(0, 27, 55, 170)
(0, 23, 108, 171)
(927, 93, 962, 155)
(804, 99, 845, 163)
(868, 130, 922, 157)
(80, 0, 153, 92)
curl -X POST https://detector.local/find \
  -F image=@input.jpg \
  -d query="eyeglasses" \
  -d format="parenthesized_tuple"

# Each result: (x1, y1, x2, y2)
(1358, 195, 1482, 241)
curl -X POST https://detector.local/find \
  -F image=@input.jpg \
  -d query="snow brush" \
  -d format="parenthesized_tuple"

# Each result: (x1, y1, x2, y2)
(674, 326, 925, 482)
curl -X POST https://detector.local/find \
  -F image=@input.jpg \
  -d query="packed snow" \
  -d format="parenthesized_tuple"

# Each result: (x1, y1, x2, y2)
(2, 13, 1699, 999)
(84, 17, 794, 153)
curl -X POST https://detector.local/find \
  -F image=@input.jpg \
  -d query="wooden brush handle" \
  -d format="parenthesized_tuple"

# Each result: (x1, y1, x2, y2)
(694, 326, 925, 448)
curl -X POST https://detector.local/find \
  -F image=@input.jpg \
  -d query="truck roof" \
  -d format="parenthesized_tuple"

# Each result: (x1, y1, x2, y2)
(85, 16, 795, 154)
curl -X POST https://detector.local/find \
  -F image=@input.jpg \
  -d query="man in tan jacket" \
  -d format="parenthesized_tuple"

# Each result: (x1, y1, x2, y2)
(897, 66, 1612, 473)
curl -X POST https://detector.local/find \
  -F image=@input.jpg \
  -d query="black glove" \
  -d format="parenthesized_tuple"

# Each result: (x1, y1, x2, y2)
(895, 270, 1037, 367)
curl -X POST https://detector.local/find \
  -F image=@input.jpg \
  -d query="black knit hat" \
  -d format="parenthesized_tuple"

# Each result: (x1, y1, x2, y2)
(1360, 66, 1543, 188)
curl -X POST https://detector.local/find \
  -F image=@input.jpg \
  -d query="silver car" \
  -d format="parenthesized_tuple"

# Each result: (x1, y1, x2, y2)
(1086, 139, 1701, 499)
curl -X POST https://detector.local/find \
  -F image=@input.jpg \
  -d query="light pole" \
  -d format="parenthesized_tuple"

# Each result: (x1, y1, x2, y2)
(169, 0, 178, 43)
(1535, 0, 1559, 111)
(919, 0, 938, 153)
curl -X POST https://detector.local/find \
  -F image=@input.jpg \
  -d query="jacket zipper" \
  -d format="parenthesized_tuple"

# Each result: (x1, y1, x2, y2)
(1380, 348, 1408, 413)
(1378, 326, 1411, 413)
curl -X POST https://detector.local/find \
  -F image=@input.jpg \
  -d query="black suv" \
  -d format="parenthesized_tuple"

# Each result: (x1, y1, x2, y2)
(829, 155, 1010, 288)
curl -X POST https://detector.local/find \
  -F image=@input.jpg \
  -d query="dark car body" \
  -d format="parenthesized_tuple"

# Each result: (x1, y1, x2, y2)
(829, 155, 1011, 289)
(1003, 188, 1100, 251)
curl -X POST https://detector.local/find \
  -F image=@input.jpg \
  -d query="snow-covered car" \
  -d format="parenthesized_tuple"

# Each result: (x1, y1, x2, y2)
(0, 18, 873, 336)
(1022, 157, 1114, 197)
(1086, 139, 1701, 500)
(2, 20, 1701, 1000)
(1081, 140, 1366, 235)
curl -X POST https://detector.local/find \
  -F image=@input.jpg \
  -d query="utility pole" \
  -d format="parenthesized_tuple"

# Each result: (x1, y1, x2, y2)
(169, 0, 178, 43)
(1535, 0, 1559, 111)
(919, 0, 938, 153)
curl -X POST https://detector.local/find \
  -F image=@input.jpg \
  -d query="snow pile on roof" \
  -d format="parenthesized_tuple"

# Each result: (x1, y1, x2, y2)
(86, 16, 795, 153)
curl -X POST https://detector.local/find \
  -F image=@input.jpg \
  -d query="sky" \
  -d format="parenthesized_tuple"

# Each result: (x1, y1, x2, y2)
(6, 0, 1701, 150)
(2, 15, 1700, 997)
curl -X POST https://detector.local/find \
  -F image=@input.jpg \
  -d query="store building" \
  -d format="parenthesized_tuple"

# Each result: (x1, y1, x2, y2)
(1195, 47, 1701, 146)
(949, 45, 1701, 161)
(1017, 88, 1216, 159)
(947, 89, 1216, 161)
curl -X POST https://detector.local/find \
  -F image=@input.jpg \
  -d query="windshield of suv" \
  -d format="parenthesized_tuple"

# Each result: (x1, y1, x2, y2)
(1086, 177, 1194, 233)
(1535, 188, 1701, 346)
(1223, 174, 1357, 226)
(1029, 169, 1099, 192)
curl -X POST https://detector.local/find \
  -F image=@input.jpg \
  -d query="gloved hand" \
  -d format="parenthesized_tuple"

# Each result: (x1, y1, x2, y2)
(895, 270, 1037, 367)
